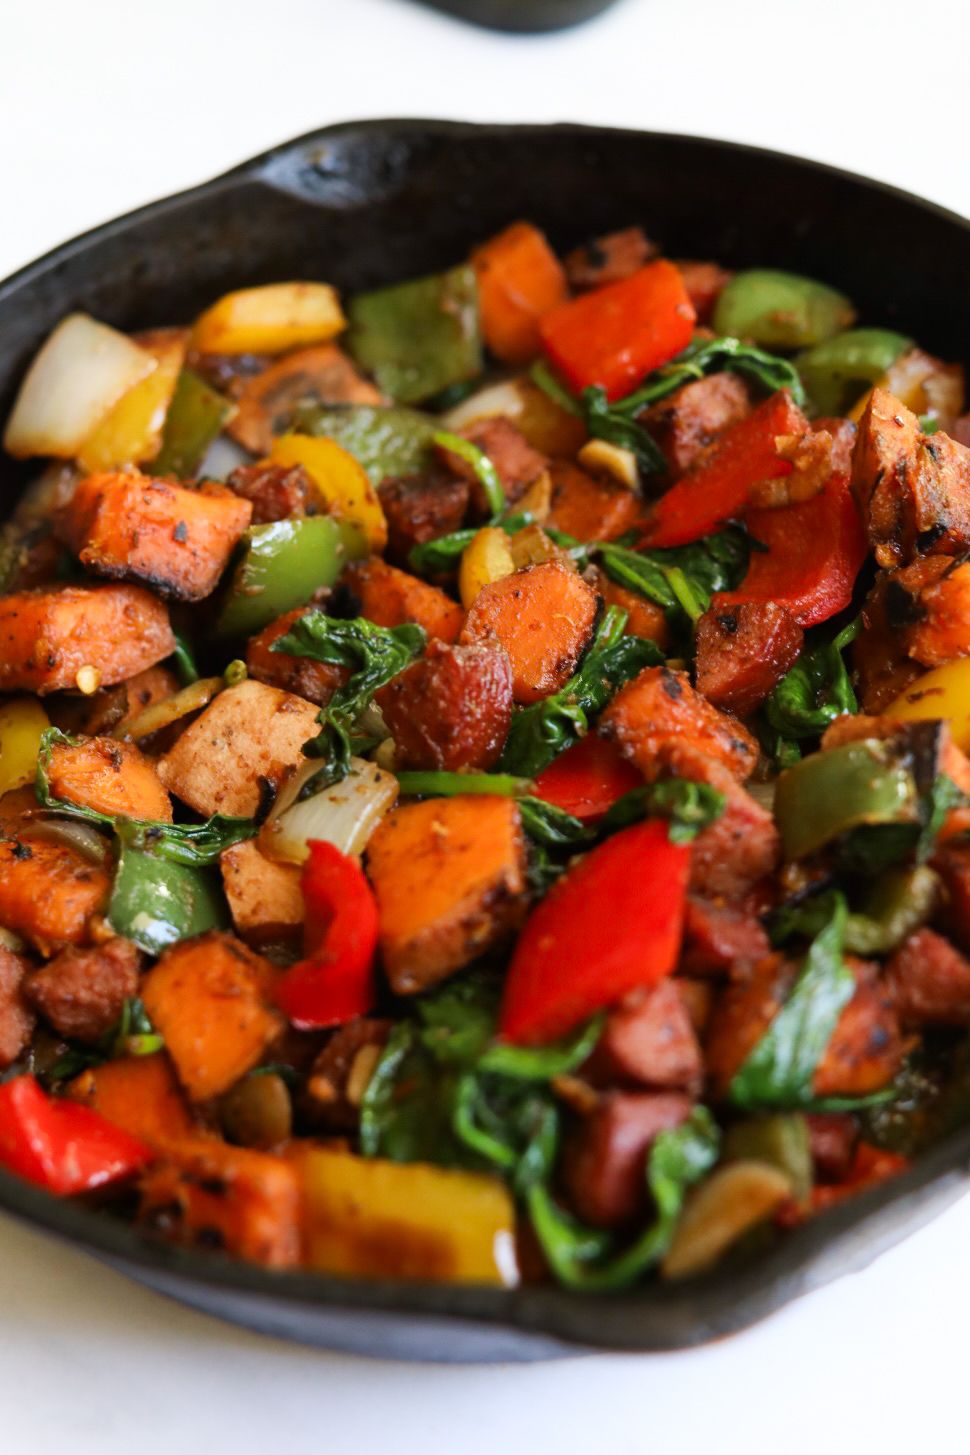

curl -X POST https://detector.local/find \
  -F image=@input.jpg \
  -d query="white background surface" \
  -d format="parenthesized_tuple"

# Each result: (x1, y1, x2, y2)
(2, 0, 969, 1447)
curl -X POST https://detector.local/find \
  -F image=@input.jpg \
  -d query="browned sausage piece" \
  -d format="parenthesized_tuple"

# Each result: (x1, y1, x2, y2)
(26, 937, 141, 1043)
(378, 471, 470, 566)
(564, 227, 658, 291)
(642, 372, 751, 478)
(885, 927, 970, 1026)
(303, 1018, 394, 1132)
(375, 641, 513, 772)
(681, 896, 772, 977)
(583, 980, 703, 1095)
(561, 1092, 693, 1227)
(695, 601, 803, 716)
(0, 947, 36, 1067)
(805, 1113, 858, 1181)
(225, 462, 316, 524)
(436, 418, 548, 516)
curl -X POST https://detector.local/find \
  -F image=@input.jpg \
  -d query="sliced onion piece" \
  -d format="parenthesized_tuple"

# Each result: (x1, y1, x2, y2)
(198, 431, 252, 482)
(3, 314, 156, 459)
(27, 818, 113, 867)
(116, 677, 223, 742)
(441, 378, 527, 431)
(260, 757, 398, 865)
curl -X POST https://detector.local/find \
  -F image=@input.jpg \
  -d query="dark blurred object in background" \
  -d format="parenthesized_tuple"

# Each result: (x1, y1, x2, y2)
(417, 0, 622, 32)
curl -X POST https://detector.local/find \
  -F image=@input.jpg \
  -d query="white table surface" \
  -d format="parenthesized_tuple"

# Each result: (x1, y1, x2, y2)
(3, 0, 969, 1446)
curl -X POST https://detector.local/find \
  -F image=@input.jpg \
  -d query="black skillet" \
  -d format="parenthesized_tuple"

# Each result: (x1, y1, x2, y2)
(413, 0, 622, 30)
(1, 121, 969, 1361)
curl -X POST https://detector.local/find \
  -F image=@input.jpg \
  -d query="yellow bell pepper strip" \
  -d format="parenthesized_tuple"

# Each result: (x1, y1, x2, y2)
(458, 525, 515, 607)
(0, 697, 50, 794)
(268, 433, 387, 551)
(190, 282, 345, 356)
(885, 658, 970, 752)
(78, 329, 187, 473)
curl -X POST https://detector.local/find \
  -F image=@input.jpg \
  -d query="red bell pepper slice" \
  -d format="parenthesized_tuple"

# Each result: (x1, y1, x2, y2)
(499, 819, 690, 1045)
(640, 390, 809, 548)
(274, 840, 378, 1031)
(713, 472, 867, 627)
(538, 260, 696, 402)
(0, 1075, 152, 1195)
(532, 735, 642, 823)
(776, 1142, 910, 1228)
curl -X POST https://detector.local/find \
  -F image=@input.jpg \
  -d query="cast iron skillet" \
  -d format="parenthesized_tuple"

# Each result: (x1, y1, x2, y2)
(1, 120, 970, 1362)
(413, 0, 621, 30)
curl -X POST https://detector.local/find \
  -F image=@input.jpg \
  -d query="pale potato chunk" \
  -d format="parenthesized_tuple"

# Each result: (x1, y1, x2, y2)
(221, 839, 304, 936)
(156, 679, 319, 817)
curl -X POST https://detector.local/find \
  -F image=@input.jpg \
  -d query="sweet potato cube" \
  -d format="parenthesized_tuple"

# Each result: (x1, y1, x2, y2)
(140, 931, 284, 1101)
(600, 666, 758, 782)
(156, 679, 320, 818)
(0, 584, 175, 695)
(45, 735, 172, 822)
(56, 470, 252, 601)
(66, 1051, 196, 1146)
(245, 609, 349, 706)
(220, 839, 305, 938)
(459, 559, 598, 705)
(299, 1148, 517, 1285)
(545, 461, 642, 543)
(0, 831, 111, 952)
(343, 557, 464, 643)
(138, 1137, 302, 1266)
(366, 795, 528, 993)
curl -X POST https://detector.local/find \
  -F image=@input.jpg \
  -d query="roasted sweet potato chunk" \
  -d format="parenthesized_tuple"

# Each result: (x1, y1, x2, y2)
(138, 1137, 301, 1266)
(156, 679, 320, 818)
(0, 947, 35, 1068)
(45, 735, 172, 822)
(460, 560, 598, 705)
(0, 831, 110, 952)
(885, 555, 970, 667)
(366, 795, 528, 994)
(140, 932, 284, 1102)
(852, 388, 970, 565)
(600, 666, 758, 782)
(26, 937, 141, 1043)
(695, 600, 804, 715)
(246, 609, 349, 706)
(66, 1051, 196, 1146)
(375, 641, 513, 771)
(0, 584, 174, 695)
(544, 460, 642, 543)
(56, 470, 252, 601)
(590, 568, 671, 651)
(343, 557, 464, 643)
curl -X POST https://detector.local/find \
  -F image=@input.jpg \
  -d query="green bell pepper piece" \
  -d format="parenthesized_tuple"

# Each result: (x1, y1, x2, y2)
(215, 515, 368, 638)
(109, 844, 227, 954)
(722, 1113, 813, 1206)
(796, 327, 913, 415)
(346, 264, 482, 405)
(149, 368, 235, 479)
(843, 864, 940, 956)
(289, 403, 439, 486)
(712, 270, 856, 351)
(774, 740, 920, 861)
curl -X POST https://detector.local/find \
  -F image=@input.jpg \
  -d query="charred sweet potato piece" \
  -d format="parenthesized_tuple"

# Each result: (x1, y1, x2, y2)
(695, 600, 804, 715)
(378, 470, 470, 565)
(343, 558, 464, 643)
(852, 388, 970, 565)
(246, 609, 349, 706)
(544, 460, 642, 543)
(138, 1137, 302, 1266)
(220, 839, 304, 940)
(0, 584, 174, 695)
(26, 937, 141, 1043)
(886, 555, 970, 667)
(681, 896, 772, 977)
(140, 931, 284, 1102)
(0, 832, 110, 952)
(813, 959, 905, 1098)
(565, 227, 658, 291)
(583, 980, 703, 1094)
(224, 461, 315, 523)
(44, 735, 172, 822)
(366, 795, 528, 994)
(600, 666, 758, 782)
(885, 927, 970, 1026)
(589, 567, 670, 651)
(375, 641, 513, 772)
(0, 947, 35, 1067)
(853, 572, 925, 713)
(228, 343, 383, 455)
(705, 954, 793, 1100)
(436, 418, 548, 516)
(156, 679, 320, 818)
(66, 1050, 196, 1146)
(459, 560, 598, 706)
(561, 1091, 693, 1227)
(642, 372, 752, 478)
(56, 470, 252, 601)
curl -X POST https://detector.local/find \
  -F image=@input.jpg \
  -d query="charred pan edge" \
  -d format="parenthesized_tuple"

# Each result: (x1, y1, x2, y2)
(1, 119, 969, 1360)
